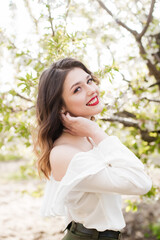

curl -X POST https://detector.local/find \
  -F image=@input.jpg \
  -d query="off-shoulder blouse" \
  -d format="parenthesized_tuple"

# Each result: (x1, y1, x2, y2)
(41, 136, 152, 231)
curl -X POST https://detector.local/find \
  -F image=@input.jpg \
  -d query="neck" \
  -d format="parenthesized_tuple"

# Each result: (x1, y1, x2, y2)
(62, 131, 86, 140)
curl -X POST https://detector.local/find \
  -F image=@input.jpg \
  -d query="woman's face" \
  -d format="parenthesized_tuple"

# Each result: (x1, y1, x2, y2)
(62, 67, 104, 118)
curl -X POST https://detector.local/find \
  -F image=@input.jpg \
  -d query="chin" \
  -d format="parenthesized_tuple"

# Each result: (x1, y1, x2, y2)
(72, 103, 104, 118)
(92, 104, 104, 115)
(83, 109, 103, 118)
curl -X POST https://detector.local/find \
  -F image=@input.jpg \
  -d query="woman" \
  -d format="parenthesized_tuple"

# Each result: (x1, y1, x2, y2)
(35, 57, 152, 240)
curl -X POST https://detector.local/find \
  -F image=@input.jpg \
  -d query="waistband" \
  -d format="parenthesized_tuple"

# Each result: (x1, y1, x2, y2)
(67, 221, 122, 239)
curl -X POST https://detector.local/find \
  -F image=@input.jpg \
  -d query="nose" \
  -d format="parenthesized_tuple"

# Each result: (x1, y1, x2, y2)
(86, 84, 96, 95)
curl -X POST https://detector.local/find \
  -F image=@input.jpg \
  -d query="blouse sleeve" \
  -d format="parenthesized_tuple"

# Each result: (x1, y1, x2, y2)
(41, 136, 152, 216)
(75, 136, 152, 195)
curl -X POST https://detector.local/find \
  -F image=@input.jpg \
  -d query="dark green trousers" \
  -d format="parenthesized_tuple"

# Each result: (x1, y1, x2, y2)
(62, 229, 122, 240)
(62, 230, 122, 240)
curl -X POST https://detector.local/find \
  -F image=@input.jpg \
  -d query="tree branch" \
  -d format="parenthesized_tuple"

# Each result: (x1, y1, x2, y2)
(101, 116, 139, 128)
(153, 53, 160, 64)
(100, 116, 159, 142)
(120, 73, 132, 85)
(148, 80, 160, 88)
(24, 0, 39, 33)
(137, 39, 160, 87)
(97, 0, 155, 41)
(96, 0, 139, 38)
(140, 97, 160, 103)
(47, 2, 55, 36)
(139, 0, 156, 39)
(65, 0, 71, 22)
(10, 105, 35, 113)
(96, 0, 160, 88)
(114, 110, 137, 119)
(15, 92, 32, 102)
(140, 129, 157, 142)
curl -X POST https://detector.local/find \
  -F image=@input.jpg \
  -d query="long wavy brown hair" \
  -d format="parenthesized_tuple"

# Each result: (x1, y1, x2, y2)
(34, 57, 99, 179)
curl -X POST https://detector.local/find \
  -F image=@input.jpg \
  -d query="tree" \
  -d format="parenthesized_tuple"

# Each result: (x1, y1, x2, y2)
(67, 0, 160, 199)
(93, 0, 160, 154)
(0, 0, 159, 199)
(69, 0, 160, 149)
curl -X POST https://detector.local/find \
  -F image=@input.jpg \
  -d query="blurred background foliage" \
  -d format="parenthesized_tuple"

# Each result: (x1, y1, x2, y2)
(0, 0, 160, 207)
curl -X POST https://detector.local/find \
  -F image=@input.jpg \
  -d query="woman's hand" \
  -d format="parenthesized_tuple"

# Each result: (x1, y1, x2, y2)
(61, 112, 98, 137)
(61, 112, 109, 144)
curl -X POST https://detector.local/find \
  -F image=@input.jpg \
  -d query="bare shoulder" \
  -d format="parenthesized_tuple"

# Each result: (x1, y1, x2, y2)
(50, 145, 80, 181)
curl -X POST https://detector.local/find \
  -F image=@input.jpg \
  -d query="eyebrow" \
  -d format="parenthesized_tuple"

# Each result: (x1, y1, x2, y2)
(70, 74, 91, 91)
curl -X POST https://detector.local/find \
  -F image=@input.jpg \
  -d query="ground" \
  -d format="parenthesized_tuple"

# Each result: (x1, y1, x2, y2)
(0, 159, 160, 240)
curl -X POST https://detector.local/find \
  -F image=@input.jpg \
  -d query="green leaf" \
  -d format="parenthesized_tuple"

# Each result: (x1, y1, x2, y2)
(0, 123, 3, 132)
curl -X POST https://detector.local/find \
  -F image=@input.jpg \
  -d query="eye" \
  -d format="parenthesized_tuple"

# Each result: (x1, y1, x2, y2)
(74, 87, 81, 93)
(87, 78, 93, 84)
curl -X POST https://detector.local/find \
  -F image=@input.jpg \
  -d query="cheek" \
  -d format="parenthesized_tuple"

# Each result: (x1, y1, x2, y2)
(69, 95, 84, 108)
(95, 84, 100, 93)
(66, 96, 86, 114)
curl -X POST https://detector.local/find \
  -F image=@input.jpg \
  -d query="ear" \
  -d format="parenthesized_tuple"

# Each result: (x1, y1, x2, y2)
(60, 106, 67, 114)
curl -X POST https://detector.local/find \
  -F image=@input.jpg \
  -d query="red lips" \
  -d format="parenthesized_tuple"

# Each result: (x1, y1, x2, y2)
(86, 96, 99, 106)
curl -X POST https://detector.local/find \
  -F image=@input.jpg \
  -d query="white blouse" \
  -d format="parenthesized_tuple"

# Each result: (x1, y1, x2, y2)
(41, 136, 152, 231)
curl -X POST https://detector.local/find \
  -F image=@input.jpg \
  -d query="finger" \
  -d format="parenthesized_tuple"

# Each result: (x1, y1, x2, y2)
(61, 116, 73, 129)
(61, 113, 66, 119)
(61, 113, 68, 124)
(61, 114, 72, 127)
(65, 112, 76, 120)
